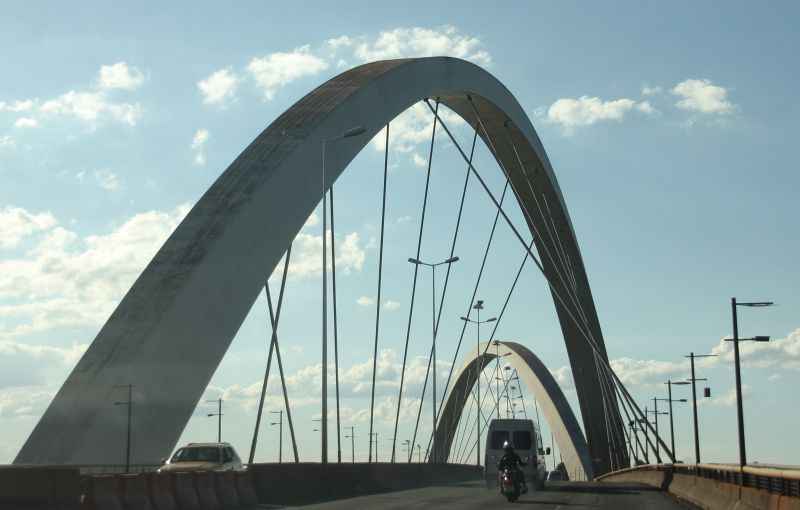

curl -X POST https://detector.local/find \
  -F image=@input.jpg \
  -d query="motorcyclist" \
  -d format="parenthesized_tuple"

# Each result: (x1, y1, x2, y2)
(497, 440, 527, 493)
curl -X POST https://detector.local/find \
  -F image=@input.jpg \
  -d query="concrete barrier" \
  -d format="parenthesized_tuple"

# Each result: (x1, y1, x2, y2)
(598, 465, 800, 510)
(148, 473, 177, 510)
(247, 462, 482, 506)
(194, 471, 221, 510)
(0, 466, 81, 508)
(234, 471, 258, 506)
(88, 475, 124, 510)
(173, 472, 201, 510)
(120, 473, 154, 510)
(215, 471, 240, 508)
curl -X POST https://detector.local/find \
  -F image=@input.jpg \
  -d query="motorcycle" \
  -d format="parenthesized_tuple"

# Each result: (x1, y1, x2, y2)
(498, 467, 521, 502)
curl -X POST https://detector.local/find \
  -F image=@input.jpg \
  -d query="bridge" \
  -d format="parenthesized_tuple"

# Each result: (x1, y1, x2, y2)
(2, 57, 796, 509)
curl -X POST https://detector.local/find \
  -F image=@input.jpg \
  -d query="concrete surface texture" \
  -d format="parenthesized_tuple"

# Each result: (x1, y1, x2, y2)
(14, 57, 625, 473)
(434, 340, 593, 480)
(295, 481, 692, 509)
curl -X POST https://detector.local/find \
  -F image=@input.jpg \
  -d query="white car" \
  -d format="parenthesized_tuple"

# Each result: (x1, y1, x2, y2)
(158, 442, 244, 472)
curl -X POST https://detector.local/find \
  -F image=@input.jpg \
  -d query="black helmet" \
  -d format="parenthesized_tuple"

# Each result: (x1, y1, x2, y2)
(502, 440, 514, 453)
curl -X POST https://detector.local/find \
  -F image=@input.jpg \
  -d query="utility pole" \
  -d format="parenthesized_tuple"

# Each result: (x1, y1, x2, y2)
(270, 410, 283, 463)
(648, 399, 668, 461)
(113, 384, 133, 472)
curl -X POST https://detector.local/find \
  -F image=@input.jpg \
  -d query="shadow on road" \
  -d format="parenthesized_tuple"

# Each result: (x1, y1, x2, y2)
(546, 482, 659, 495)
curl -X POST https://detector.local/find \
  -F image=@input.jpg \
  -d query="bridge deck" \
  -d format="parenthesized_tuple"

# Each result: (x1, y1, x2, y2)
(294, 481, 693, 509)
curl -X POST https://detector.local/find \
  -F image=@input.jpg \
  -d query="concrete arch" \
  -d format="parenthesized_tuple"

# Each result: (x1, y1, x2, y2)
(433, 341, 593, 480)
(15, 57, 624, 473)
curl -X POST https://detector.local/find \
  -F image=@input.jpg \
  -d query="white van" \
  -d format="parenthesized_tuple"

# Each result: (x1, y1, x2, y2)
(484, 419, 547, 490)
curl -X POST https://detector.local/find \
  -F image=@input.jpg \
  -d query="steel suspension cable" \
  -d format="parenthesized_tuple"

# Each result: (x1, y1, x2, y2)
(249, 245, 292, 464)
(329, 185, 342, 463)
(426, 98, 673, 462)
(391, 100, 439, 462)
(368, 123, 389, 463)
(265, 284, 300, 462)
(408, 127, 478, 462)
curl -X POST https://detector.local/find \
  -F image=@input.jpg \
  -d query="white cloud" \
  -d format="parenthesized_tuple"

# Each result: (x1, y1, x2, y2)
(247, 46, 328, 101)
(0, 99, 35, 112)
(0, 136, 14, 149)
(672, 78, 734, 114)
(0, 204, 191, 338)
(357, 296, 375, 306)
(94, 169, 120, 191)
(0, 386, 57, 418)
(98, 62, 144, 91)
(641, 85, 662, 96)
(412, 153, 427, 168)
(708, 385, 751, 407)
(0, 340, 87, 388)
(708, 328, 800, 371)
(636, 101, 657, 115)
(609, 357, 685, 387)
(40, 90, 142, 126)
(545, 96, 654, 132)
(370, 102, 464, 155)
(14, 117, 37, 128)
(348, 25, 492, 66)
(383, 300, 400, 311)
(326, 36, 353, 51)
(191, 128, 210, 165)
(270, 230, 366, 281)
(0, 206, 57, 249)
(396, 216, 412, 224)
(197, 68, 239, 106)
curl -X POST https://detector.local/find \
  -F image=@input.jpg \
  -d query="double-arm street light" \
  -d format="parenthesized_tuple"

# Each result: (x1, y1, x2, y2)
(663, 380, 690, 461)
(461, 300, 497, 467)
(321, 125, 367, 464)
(344, 426, 355, 463)
(270, 410, 283, 463)
(685, 352, 716, 463)
(408, 255, 459, 463)
(207, 398, 223, 443)
(647, 401, 669, 460)
(728, 298, 773, 467)
(113, 384, 134, 473)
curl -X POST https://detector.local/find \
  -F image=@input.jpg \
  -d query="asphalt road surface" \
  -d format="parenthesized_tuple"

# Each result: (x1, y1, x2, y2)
(292, 481, 695, 509)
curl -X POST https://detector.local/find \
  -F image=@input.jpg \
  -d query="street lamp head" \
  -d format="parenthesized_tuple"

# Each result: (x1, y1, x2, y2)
(670, 381, 691, 385)
(486, 317, 497, 322)
(737, 301, 774, 307)
(408, 257, 421, 265)
(473, 300, 484, 310)
(342, 126, 366, 138)
(753, 335, 770, 342)
(444, 256, 460, 264)
(207, 413, 214, 417)
(678, 399, 688, 402)
(460, 316, 469, 322)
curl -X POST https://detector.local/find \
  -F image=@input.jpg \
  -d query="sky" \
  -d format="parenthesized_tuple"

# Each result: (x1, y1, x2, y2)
(0, 1, 798, 468)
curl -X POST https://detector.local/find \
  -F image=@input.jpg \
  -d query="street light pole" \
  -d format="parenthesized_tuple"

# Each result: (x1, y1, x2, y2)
(663, 381, 689, 462)
(729, 298, 773, 468)
(370, 432, 379, 462)
(207, 398, 223, 443)
(344, 426, 355, 463)
(270, 411, 283, 463)
(685, 352, 715, 463)
(321, 125, 366, 465)
(460, 302, 497, 468)
(113, 384, 133, 472)
(408, 256, 458, 464)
